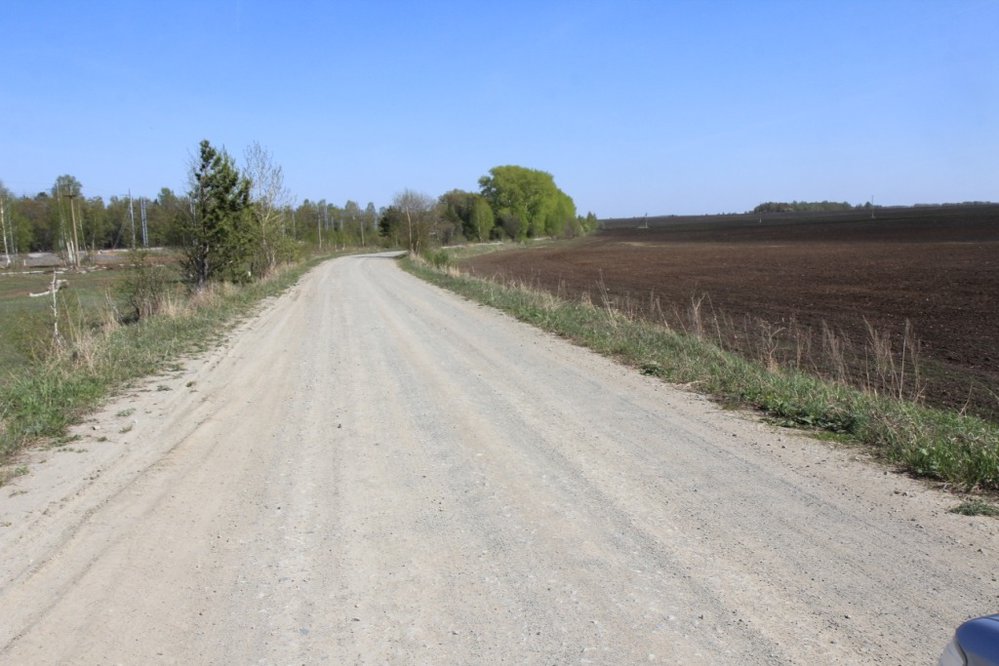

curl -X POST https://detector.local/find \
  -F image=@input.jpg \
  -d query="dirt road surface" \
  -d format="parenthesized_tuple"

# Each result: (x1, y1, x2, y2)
(1, 254, 996, 664)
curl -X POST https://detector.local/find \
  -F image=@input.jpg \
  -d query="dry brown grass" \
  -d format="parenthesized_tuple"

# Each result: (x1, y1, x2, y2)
(556, 285, 928, 407)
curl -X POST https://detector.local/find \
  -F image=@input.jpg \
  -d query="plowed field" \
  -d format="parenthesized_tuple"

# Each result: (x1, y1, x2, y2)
(462, 206, 999, 420)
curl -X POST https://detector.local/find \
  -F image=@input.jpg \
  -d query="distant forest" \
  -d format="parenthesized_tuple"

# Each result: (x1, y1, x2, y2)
(0, 157, 596, 262)
(751, 201, 866, 214)
(751, 200, 996, 214)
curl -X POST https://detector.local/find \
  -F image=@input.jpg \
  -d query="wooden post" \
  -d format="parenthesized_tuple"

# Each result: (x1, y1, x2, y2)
(0, 195, 9, 267)
(51, 269, 60, 343)
(69, 195, 81, 269)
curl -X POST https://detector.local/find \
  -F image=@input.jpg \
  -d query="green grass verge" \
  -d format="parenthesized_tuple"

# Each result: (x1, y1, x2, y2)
(0, 254, 336, 468)
(0, 270, 127, 371)
(403, 254, 999, 493)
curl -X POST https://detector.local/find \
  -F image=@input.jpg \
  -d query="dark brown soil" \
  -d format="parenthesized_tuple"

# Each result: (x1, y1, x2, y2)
(463, 205, 999, 421)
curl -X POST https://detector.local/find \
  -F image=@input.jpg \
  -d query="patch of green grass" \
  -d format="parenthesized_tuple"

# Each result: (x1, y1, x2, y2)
(422, 249, 452, 270)
(404, 256, 999, 493)
(806, 430, 855, 445)
(640, 362, 665, 377)
(950, 499, 999, 517)
(0, 464, 29, 487)
(0, 270, 131, 372)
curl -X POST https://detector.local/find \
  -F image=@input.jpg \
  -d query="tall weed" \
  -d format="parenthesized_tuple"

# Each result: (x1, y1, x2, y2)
(120, 251, 177, 321)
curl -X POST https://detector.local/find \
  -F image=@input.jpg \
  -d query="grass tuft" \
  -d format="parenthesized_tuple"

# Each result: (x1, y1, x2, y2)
(949, 499, 999, 517)
(0, 464, 29, 487)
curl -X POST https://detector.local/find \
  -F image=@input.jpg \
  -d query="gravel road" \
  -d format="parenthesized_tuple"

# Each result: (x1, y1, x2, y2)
(1, 254, 996, 664)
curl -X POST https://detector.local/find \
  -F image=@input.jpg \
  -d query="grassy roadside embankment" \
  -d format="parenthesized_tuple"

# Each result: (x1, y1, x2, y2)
(0, 253, 338, 480)
(404, 251, 999, 502)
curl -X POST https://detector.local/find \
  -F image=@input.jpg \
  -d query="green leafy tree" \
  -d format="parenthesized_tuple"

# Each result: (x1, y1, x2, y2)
(393, 189, 435, 253)
(752, 201, 854, 214)
(378, 205, 406, 247)
(342, 200, 364, 245)
(244, 142, 293, 276)
(0, 181, 15, 261)
(51, 174, 82, 199)
(478, 165, 576, 239)
(102, 196, 131, 249)
(363, 202, 377, 246)
(81, 196, 109, 254)
(293, 200, 318, 245)
(3, 196, 33, 256)
(151, 188, 189, 247)
(51, 174, 84, 266)
(439, 189, 472, 241)
(183, 140, 252, 288)
(0, 181, 12, 262)
(497, 209, 523, 239)
(470, 195, 495, 241)
(17, 194, 56, 252)
(438, 189, 495, 242)
(544, 191, 576, 238)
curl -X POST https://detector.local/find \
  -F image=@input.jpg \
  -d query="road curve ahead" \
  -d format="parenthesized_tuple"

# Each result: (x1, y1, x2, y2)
(1, 254, 996, 664)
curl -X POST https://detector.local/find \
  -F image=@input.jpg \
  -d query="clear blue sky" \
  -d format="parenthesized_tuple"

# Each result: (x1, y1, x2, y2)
(2, 0, 997, 217)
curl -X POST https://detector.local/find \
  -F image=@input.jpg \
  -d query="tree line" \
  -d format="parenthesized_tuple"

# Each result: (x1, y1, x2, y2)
(751, 200, 870, 214)
(1, 143, 596, 286)
(379, 165, 598, 253)
(0, 144, 379, 276)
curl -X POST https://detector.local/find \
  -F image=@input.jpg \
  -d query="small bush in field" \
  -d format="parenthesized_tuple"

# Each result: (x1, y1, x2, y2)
(120, 252, 173, 321)
(426, 249, 451, 270)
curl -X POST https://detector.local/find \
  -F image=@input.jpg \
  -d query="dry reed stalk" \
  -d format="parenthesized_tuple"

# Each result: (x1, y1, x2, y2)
(821, 321, 848, 385)
(756, 320, 786, 372)
(688, 295, 706, 339)
(703, 294, 726, 349)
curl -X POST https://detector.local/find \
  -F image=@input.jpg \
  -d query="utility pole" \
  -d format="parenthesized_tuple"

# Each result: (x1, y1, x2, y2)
(140, 198, 149, 247)
(405, 207, 414, 253)
(0, 194, 9, 267)
(128, 191, 137, 249)
(71, 196, 79, 268)
(66, 193, 81, 269)
(56, 186, 65, 261)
